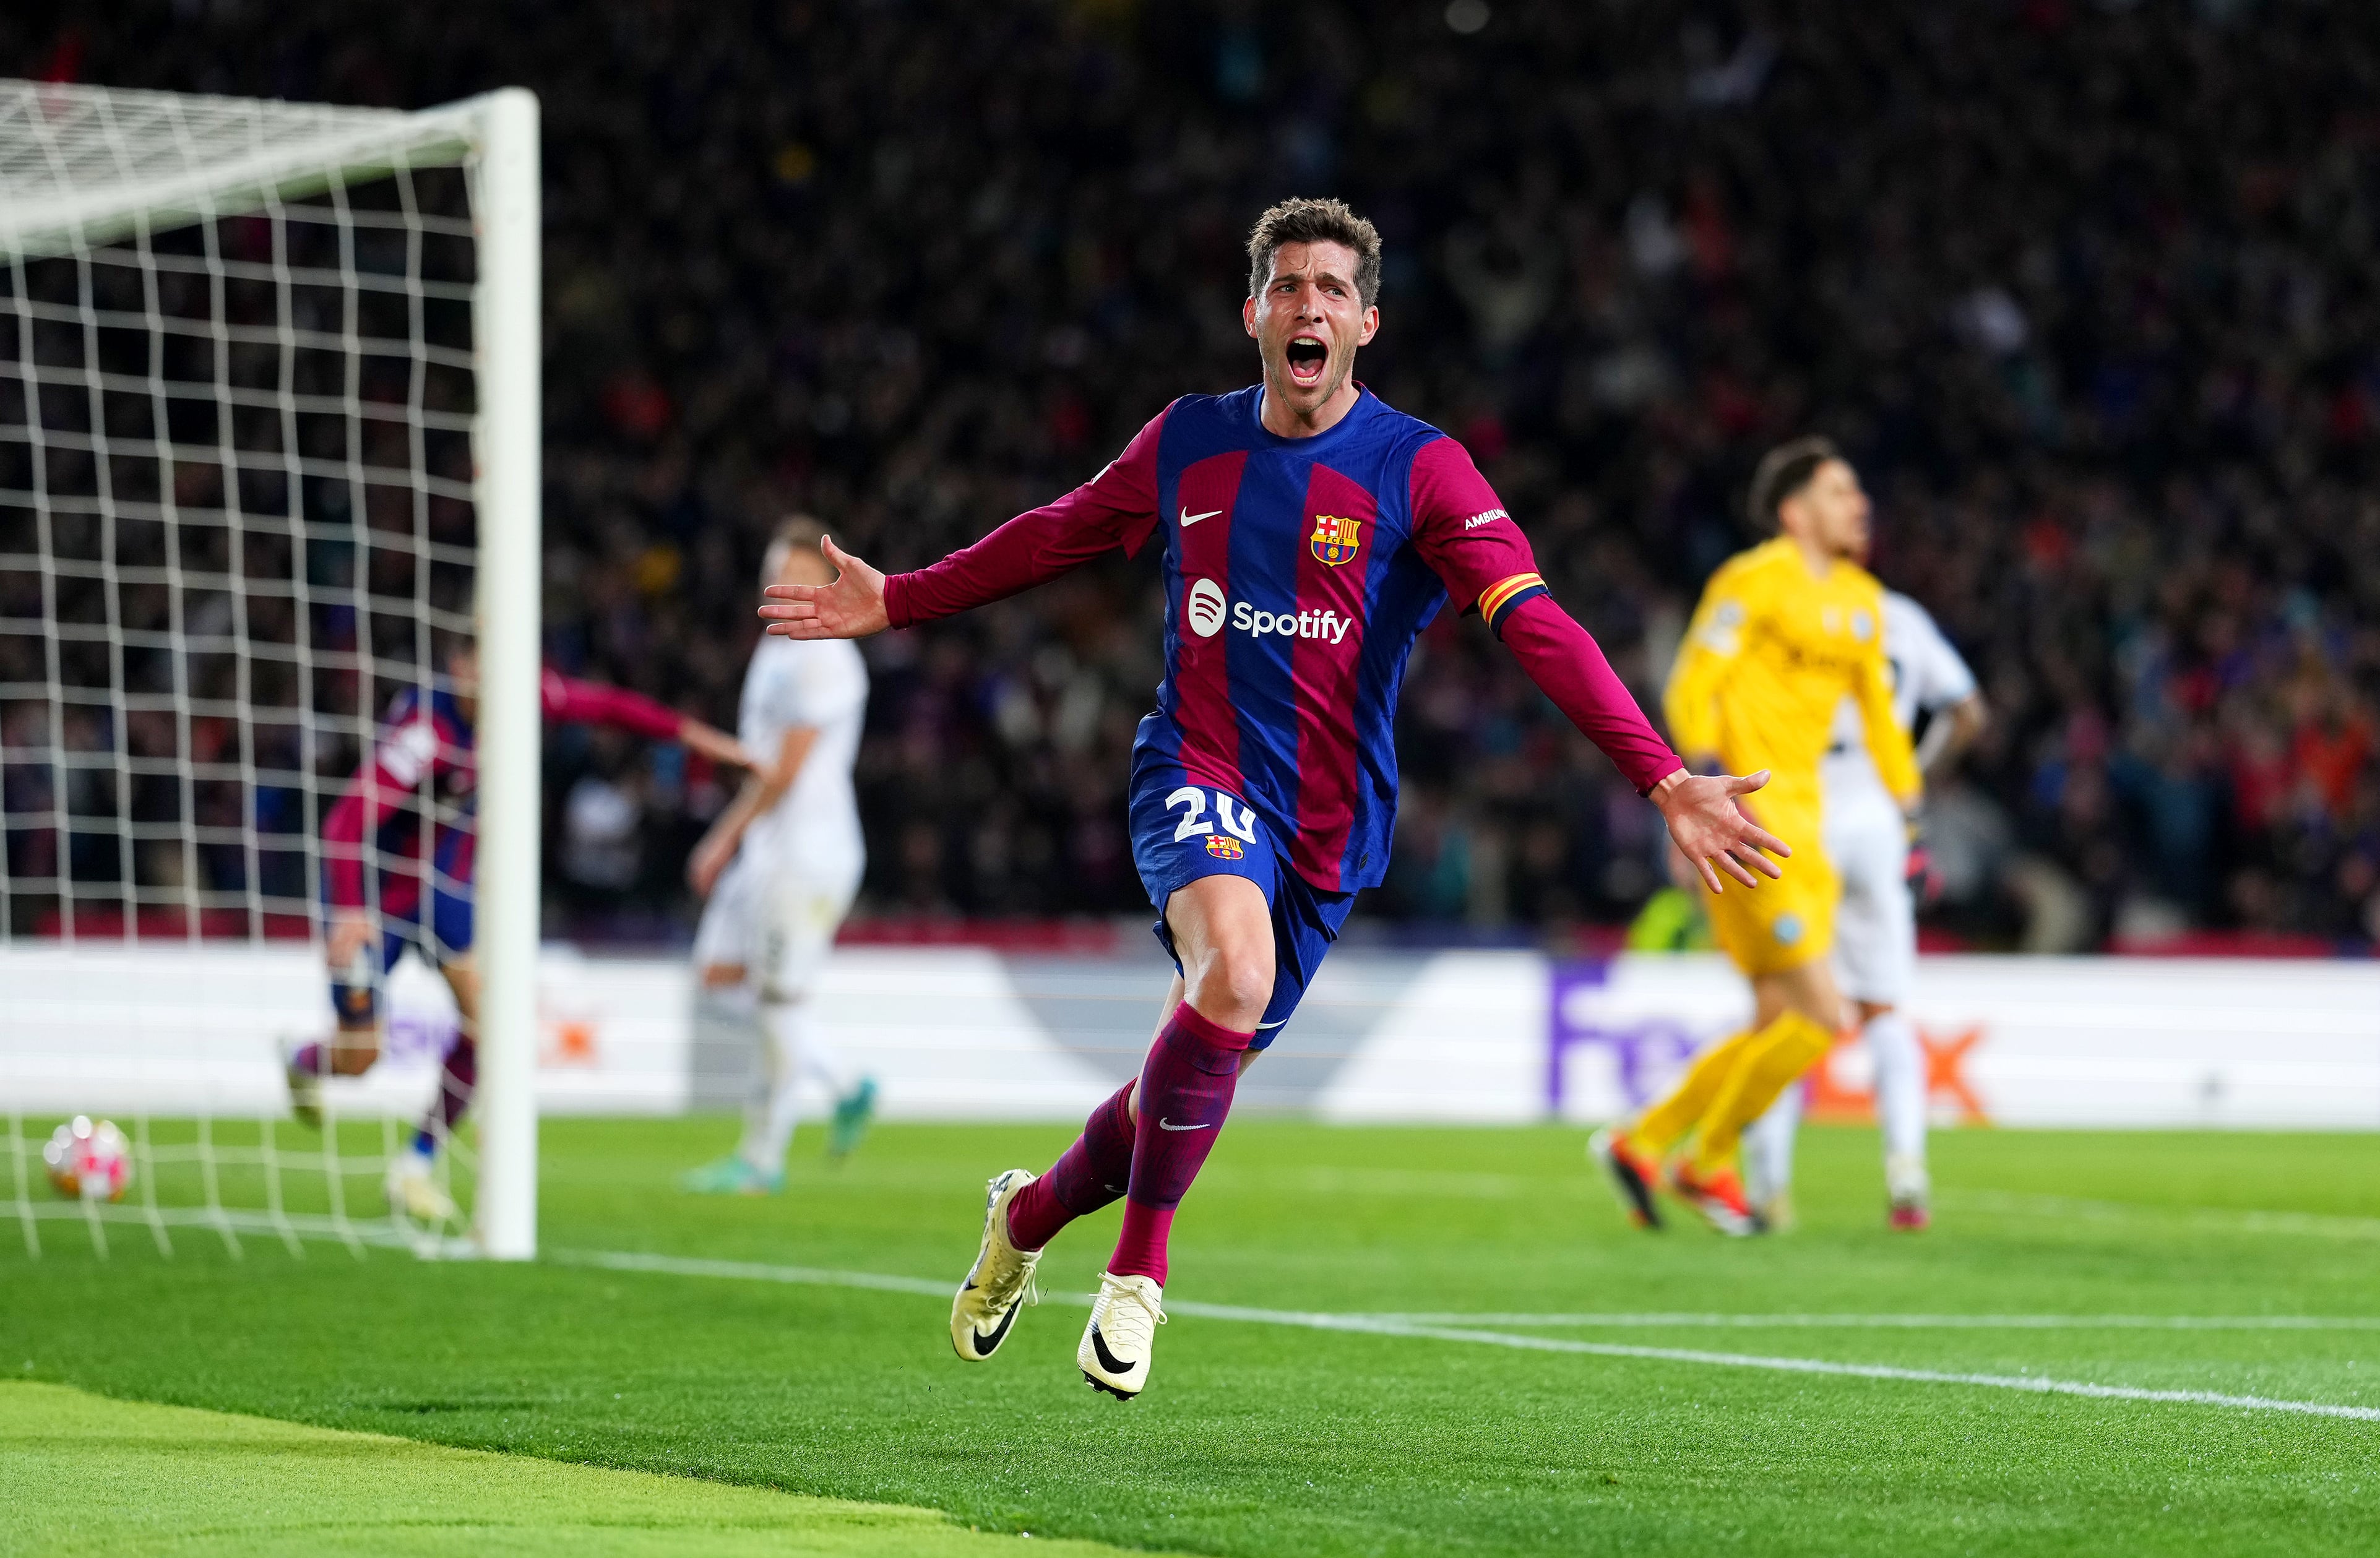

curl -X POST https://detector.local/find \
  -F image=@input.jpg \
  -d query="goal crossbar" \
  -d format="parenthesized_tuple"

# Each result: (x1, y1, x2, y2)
(0, 81, 481, 260)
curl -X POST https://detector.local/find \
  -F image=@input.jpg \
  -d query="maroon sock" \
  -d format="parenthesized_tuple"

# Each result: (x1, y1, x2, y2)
(1006, 1081, 1136, 1251)
(416, 1033, 476, 1153)
(1109, 1003, 1252, 1284)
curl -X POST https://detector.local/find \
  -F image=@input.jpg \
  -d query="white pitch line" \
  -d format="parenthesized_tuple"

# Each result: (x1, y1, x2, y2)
(558, 1247, 951, 1298)
(1365, 1312, 2380, 1332)
(549, 1248, 2380, 1424)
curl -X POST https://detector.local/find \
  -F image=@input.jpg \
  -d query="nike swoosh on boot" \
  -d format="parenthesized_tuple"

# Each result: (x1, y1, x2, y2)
(1089, 1323, 1133, 1375)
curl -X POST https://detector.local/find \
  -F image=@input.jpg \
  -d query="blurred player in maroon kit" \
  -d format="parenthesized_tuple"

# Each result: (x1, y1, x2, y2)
(761, 198, 1787, 1398)
(287, 642, 748, 1222)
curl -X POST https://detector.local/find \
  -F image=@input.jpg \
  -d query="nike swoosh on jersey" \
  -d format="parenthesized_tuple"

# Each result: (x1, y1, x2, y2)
(1156, 1118, 1214, 1132)
(1179, 507, 1222, 526)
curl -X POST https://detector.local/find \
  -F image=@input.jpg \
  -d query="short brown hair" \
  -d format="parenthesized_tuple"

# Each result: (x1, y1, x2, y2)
(762, 512, 829, 584)
(1746, 436, 1842, 532)
(1246, 197, 1383, 309)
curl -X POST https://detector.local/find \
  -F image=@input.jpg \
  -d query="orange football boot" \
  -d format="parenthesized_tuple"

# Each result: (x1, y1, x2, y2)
(1589, 1128, 1665, 1229)
(1669, 1158, 1765, 1237)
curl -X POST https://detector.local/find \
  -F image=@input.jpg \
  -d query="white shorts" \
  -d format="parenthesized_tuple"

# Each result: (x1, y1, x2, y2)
(692, 850, 861, 1001)
(1825, 795, 1915, 1006)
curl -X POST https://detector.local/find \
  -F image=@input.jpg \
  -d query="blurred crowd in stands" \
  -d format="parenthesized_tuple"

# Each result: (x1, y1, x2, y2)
(12, 0, 2378, 950)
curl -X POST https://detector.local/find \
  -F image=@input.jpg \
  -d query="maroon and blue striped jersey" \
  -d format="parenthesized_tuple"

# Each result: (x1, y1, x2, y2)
(884, 385, 1682, 892)
(322, 671, 686, 918)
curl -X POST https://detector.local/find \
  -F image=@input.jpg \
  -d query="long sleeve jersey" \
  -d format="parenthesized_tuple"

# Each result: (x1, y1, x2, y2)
(884, 385, 1684, 893)
(1662, 537, 1922, 810)
(320, 669, 684, 914)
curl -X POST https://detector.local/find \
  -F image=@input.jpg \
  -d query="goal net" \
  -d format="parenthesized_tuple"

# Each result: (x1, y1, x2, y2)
(0, 80, 541, 1260)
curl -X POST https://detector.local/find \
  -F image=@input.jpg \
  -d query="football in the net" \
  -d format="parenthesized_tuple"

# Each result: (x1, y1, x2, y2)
(45, 1116, 132, 1202)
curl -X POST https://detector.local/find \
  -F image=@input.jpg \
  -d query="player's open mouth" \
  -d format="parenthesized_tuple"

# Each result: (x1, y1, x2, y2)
(1285, 335, 1327, 385)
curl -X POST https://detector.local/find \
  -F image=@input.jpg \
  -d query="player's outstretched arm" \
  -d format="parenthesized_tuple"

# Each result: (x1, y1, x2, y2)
(1495, 595, 1788, 890)
(1650, 768, 1790, 893)
(765, 408, 1170, 639)
(759, 536, 889, 640)
(1402, 436, 1789, 892)
(676, 718, 755, 771)
(539, 670, 760, 767)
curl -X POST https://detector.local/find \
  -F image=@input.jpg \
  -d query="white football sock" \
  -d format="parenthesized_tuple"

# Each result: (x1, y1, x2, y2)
(700, 976, 759, 1025)
(1744, 1078, 1803, 1207)
(795, 1026, 854, 1099)
(739, 999, 813, 1173)
(1865, 1009, 1928, 1189)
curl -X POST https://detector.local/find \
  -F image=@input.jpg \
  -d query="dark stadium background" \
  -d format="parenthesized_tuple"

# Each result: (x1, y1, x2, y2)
(7, 1, 2374, 955)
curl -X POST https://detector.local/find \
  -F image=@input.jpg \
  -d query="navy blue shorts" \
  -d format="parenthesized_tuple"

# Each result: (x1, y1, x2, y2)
(328, 833, 474, 1023)
(1128, 761, 1356, 1051)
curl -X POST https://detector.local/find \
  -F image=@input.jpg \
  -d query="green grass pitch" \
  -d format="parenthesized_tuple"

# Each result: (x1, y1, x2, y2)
(5, 1119, 2379, 1556)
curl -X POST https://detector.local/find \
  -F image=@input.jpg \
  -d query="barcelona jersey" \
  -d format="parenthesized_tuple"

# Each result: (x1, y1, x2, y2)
(884, 385, 1680, 893)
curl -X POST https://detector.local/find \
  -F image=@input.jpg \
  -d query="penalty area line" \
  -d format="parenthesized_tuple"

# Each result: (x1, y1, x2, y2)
(550, 1248, 2380, 1424)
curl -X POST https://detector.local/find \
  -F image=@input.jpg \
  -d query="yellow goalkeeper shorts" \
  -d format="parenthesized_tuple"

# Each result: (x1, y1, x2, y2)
(1701, 786, 1837, 977)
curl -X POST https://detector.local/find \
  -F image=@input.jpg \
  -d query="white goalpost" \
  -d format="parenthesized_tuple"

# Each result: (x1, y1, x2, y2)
(0, 80, 540, 1260)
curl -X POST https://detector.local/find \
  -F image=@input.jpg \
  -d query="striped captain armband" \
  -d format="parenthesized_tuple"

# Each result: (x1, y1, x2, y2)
(1478, 572, 1549, 639)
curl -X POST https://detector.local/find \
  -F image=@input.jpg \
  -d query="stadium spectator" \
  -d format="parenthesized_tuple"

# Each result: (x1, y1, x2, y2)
(6, 0, 2376, 950)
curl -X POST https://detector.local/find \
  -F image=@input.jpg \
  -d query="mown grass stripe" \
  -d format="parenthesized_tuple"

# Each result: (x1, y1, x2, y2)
(552, 1247, 2380, 1424)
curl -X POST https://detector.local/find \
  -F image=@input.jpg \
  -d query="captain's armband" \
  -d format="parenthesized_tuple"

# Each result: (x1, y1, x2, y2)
(1477, 572, 1548, 639)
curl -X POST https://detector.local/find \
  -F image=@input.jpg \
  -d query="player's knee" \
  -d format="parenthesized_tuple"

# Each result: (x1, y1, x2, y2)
(1190, 940, 1273, 1028)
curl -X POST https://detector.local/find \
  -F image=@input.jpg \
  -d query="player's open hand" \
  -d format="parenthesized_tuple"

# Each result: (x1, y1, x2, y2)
(758, 536, 889, 639)
(1651, 768, 1791, 893)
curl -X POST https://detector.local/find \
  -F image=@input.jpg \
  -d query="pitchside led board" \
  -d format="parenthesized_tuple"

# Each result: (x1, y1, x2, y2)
(5, 944, 2375, 1130)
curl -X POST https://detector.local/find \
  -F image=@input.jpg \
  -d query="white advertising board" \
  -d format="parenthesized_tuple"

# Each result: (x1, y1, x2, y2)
(2, 945, 2373, 1129)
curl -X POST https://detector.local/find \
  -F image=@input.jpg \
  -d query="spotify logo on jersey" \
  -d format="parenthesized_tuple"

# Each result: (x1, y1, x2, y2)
(1186, 577, 1228, 637)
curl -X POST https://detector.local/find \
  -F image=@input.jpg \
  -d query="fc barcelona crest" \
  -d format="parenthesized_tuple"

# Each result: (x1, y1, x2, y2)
(1309, 514, 1362, 567)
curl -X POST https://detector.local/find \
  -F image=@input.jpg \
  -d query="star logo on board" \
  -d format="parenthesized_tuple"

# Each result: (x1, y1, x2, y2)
(1309, 514, 1361, 567)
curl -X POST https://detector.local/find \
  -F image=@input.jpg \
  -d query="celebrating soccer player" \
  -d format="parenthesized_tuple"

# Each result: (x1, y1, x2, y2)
(288, 642, 750, 1223)
(760, 198, 1782, 1399)
(1592, 438, 1923, 1236)
(1744, 583, 1986, 1231)
(681, 516, 879, 1194)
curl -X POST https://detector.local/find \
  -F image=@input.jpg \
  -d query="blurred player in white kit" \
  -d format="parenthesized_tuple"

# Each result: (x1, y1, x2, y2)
(1746, 588, 1985, 1231)
(680, 516, 877, 1193)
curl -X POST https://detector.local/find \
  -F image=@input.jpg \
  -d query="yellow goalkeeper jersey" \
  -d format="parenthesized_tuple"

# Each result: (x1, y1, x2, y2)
(1663, 537, 1921, 811)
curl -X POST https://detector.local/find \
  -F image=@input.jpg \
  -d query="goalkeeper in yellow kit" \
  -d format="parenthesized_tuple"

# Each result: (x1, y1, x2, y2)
(1592, 438, 1921, 1234)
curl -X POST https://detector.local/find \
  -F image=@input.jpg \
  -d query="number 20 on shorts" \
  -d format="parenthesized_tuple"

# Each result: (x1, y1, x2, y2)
(1167, 786, 1257, 860)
